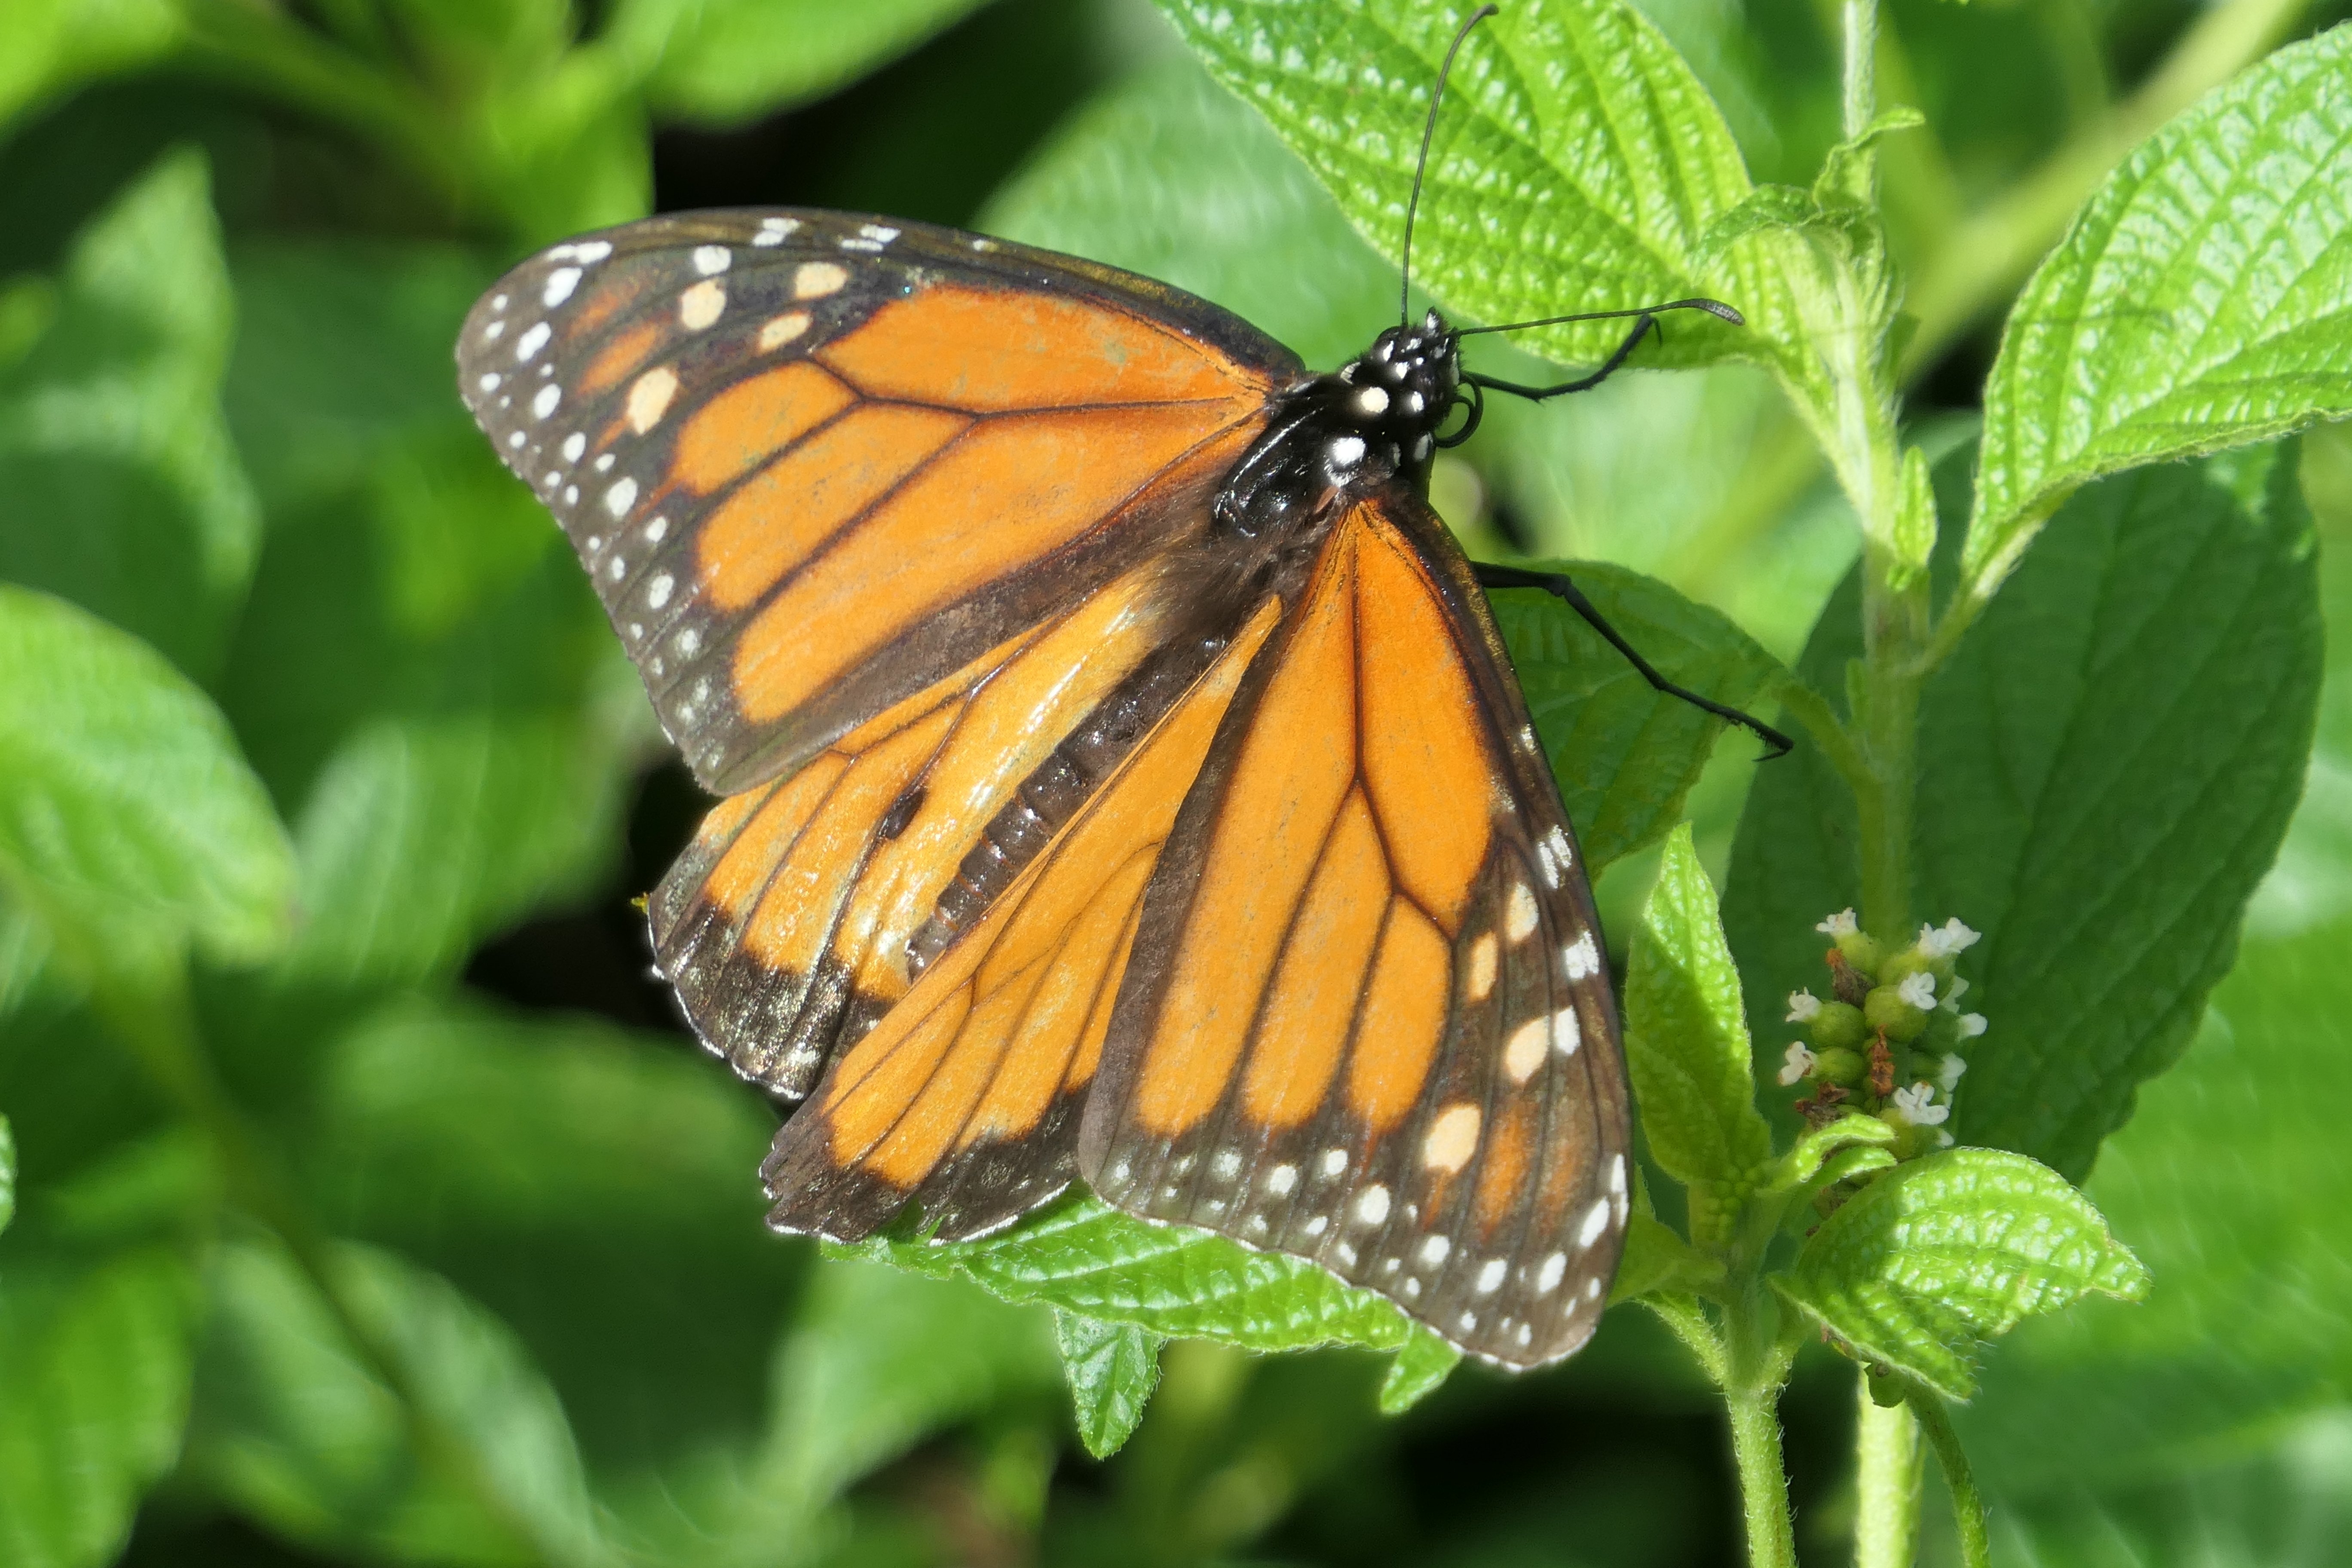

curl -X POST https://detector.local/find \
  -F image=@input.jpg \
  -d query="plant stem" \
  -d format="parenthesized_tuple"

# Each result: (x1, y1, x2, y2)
(1853, 1378, 1924, 1568)
(1910, 1388, 1992, 1568)
(1727, 1378, 1800, 1568)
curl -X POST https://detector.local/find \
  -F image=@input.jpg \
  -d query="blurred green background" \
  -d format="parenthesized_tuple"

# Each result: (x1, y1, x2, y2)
(0, 0, 2347, 1565)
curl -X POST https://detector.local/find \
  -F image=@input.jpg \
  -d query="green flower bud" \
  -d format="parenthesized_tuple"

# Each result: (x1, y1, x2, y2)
(1877, 947, 1933, 988)
(1864, 983, 1928, 1042)
(1809, 1000, 1867, 1050)
(1836, 929, 1884, 974)
(1812, 1046, 1866, 1087)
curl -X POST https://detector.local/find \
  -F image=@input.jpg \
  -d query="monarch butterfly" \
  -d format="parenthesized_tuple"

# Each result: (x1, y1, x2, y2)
(454, 8, 1781, 1369)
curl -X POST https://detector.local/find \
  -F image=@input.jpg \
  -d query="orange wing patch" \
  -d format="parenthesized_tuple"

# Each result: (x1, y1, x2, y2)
(757, 595, 1285, 1243)
(1081, 494, 1629, 1370)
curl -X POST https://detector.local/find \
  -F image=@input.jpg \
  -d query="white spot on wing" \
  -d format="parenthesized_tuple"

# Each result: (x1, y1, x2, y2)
(627, 366, 678, 433)
(560, 432, 585, 463)
(691, 244, 731, 275)
(1506, 882, 1538, 940)
(1265, 1164, 1297, 1196)
(1421, 1104, 1481, 1173)
(1466, 932, 1498, 1002)
(1552, 1005, 1582, 1057)
(1354, 1185, 1390, 1226)
(542, 267, 581, 306)
(515, 321, 551, 361)
(1576, 1198, 1611, 1249)
(1564, 931, 1601, 980)
(1320, 1148, 1347, 1178)
(680, 279, 726, 330)
(1504, 1019, 1547, 1084)
(1537, 1253, 1567, 1293)
(1476, 1258, 1506, 1294)
(532, 384, 560, 420)
(603, 478, 638, 517)
(794, 261, 848, 299)
(647, 572, 674, 609)
(1418, 1235, 1449, 1266)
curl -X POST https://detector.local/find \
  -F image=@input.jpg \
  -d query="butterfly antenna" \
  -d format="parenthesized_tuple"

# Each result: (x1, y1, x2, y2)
(1455, 297, 1746, 336)
(1400, 4, 1499, 326)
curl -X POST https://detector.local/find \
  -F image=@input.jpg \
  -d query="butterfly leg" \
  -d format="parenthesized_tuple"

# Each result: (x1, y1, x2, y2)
(1474, 563, 1794, 757)
(1462, 313, 1660, 402)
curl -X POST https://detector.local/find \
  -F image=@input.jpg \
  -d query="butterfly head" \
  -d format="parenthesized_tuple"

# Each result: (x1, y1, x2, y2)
(1331, 309, 1466, 475)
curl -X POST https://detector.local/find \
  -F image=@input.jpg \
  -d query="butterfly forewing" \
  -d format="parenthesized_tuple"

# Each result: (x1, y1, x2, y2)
(457, 211, 1300, 1098)
(1078, 491, 1630, 1368)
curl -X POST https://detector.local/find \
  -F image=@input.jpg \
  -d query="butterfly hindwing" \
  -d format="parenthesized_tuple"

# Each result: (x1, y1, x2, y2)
(1078, 490, 1631, 1369)
(757, 594, 1287, 1240)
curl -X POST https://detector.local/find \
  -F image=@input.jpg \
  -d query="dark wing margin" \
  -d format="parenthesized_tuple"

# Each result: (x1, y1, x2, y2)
(1078, 489, 1632, 1369)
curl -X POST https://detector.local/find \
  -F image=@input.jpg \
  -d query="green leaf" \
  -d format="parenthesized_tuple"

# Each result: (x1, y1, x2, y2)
(1725, 443, 2322, 1178)
(761, 1261, 1060, 1518)
(185, 1236, 611, 1568)
(1622, 823, 1772, 1202)
(1054, 1311, 1165, 1459)
(0, 147, 260, 678)
(0, 585, 295, 967)
(0, 1244, 201, 1568)
(1608, 1210, 1721, 1305)
(1489, 564, 1789, 876)
(625, 0, 992, 126)
(298, 1001, 802, 1485)
(1773, 1148, 2148, 1400)
(1954, 913, 2352, 1498)
(983, 60, 1396, 374)
(217, 241, 643, 985)
(1965, 28, 2352, 604)
(0, 1115, 13, 1237)
(1760, 1111, 1897, 1197)
(0, 0, 179, 130)
(1154, 0, 1801, 376)
(836, 1191, 1445, 1400)
(1376, 1328, 1460, 1415)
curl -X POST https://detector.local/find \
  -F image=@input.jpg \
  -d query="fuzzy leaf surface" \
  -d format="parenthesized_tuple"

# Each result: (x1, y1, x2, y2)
(1055, 1312, 1165, 1459)
(1774, 1148, 2149, 1400)
(1154, 0, 1801, 376)
(1967, 28, 2352, 600)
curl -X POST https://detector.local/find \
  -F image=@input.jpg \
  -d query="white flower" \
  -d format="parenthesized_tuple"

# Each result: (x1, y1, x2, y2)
(1897, 970, 1937, 1010)
(1957, 1013, 1988, 1039)
(1890, 1081, 1950, 1127)
(1919, 918, 1981, 959)
(1785, 987, 1822, 1023)
(1940, 975, 1972, 1012)
(1933, 1129, 1955, 1149)
(1936, 1054, 1968, 1092)
(1778, 1042, 1817, 1086)
(1816, 909, 1859, 937)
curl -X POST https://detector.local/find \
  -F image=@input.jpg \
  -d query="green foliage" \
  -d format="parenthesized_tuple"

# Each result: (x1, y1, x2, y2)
(1967, 27, 2352, 606)
(1726, 444, 2323, 1178)
(1491, 567, 1790, 875)
(0, 148, 256, 679)
(1622, 825, 1772, 1209)
(1055, 1311, 1165, 1459)
(1154, 0, 1796, 377)
(0, 584, 293, 968)
(1773, 1148, 2148, 1400)
(2, 0, 2349, 1565)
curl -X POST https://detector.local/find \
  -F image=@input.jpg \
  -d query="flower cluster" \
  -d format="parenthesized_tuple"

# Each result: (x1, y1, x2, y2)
(1776, 911, 1986, 1156)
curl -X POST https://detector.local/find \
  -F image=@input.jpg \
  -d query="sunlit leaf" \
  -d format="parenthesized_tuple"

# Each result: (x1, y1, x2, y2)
(1966, 28, 2352, 605)
(1773, 1148, 2148, 1400)
(621, 0, 991, 126)
(1154, 0, 1803, 377)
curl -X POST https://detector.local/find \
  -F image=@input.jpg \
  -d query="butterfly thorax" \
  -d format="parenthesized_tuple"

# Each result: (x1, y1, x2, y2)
(1212, 310, 1462, 539)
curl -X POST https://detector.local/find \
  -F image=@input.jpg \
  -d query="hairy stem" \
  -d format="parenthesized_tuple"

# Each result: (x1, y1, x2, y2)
(1911, 1387, 1993, 1568)
(1854, 1379, 1924, 1568)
